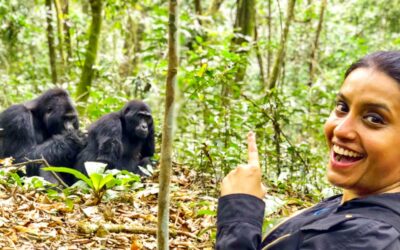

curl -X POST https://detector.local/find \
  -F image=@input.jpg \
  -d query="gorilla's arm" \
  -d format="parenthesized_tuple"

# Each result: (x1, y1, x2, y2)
(25, 131, 85, 167)
(93, 114, 123, 167)
(135, 120, 155, 174)
(140, 123, 155, 158)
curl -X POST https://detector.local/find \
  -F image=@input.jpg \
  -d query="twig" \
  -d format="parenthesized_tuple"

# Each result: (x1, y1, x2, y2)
(5, 159, 48, 168)
(197, 225, 216, 237)
(78, 222, 202, 240)
(40, 156, 69, 188)
(201, 143, 215, 169)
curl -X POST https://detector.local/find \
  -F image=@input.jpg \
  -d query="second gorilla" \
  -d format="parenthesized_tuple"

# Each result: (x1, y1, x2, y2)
(75, 100, 155, 178)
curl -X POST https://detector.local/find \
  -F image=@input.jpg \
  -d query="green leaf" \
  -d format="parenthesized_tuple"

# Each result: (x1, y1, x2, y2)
(99, 174, 115, 189)
(32, 177, 44, 188)
(42, 167, 93, 188)
(47, 189, 58, 197)
(89, 173, 103, 192)
(65, 198, 74, 210)
(10, 173, 22, 186)
(106, 178, 118, 188)
(196, 209, 216, 216)
(120, 176, 140, 186)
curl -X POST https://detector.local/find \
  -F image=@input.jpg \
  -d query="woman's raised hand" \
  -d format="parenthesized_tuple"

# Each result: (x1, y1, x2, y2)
(221, 132, 265, 199)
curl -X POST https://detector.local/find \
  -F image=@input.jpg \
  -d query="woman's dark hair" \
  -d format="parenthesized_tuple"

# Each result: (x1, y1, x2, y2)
(345, 51, 400, 84)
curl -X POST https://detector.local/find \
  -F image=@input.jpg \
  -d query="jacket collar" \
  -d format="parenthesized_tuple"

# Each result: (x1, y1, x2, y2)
(340, 192, 400, 215)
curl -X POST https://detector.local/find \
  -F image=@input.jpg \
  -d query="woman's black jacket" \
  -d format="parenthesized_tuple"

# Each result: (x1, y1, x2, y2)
(216, 193, 400, 250)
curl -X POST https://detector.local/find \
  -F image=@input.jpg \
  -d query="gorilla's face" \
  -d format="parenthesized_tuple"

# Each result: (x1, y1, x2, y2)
(43, 95, 79, 135)
(133, 111, 152, 139)
(123, 101, 153, 140)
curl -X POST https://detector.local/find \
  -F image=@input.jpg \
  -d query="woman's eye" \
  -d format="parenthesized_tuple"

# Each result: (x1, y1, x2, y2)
(335, 101, 348, 113)
(364, 114, 385, 125)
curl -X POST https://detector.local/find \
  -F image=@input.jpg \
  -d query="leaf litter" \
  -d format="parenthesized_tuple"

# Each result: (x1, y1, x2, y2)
(0, 164, 216, 249)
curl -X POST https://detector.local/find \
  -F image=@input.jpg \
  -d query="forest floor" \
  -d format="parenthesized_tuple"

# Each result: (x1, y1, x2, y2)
(0, 164, 217, 249)
(0, 162, 313, 249)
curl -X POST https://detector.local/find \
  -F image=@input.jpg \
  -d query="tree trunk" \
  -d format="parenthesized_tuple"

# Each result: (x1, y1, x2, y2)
(268, 0, 296, 89)
(309, 0, 327, 85)
(45, 0, 58, 84)
(232, 0, 256, 82)
(194, 0, 202, 25)
(81, 1, 90, 14)
(131, 20, 143, 77)
(157, 0, 178, 249)
(208, 0, 224, 15)
(254, 20, 266, 86)
(76, 0, 103, 114)
(53, 0, 65, 66)
(120, 14, 144, 79)
(194, 0, 201, 15)
(267, 0, 272, 78)
(61, 0, 72, 60)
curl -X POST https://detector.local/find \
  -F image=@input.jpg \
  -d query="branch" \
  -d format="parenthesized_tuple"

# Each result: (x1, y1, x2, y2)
(78, 222, 201, 240)
(201, 143, 215, 169)
(40, 156, 69, 188)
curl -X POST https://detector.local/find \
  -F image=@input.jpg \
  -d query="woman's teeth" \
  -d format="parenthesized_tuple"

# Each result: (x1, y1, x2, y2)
(333, 144, 362, 160)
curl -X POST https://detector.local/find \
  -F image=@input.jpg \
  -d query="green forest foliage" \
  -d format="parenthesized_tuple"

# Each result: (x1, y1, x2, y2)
(1, 0, 400, 199)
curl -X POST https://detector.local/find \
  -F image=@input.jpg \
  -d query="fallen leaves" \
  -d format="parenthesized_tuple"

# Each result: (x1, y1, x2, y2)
(0, 164, 217, 249)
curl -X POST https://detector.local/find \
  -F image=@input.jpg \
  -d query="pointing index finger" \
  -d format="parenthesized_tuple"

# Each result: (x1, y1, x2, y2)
(247, 131, 259, 168)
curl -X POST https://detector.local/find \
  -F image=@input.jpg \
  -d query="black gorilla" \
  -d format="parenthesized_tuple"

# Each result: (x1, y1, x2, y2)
(0, 88, 85, 185)
(75, 100, 155, 177)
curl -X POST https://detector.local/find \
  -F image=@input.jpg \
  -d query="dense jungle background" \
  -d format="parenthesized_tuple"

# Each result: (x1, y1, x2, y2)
(1, 0, 400, 248)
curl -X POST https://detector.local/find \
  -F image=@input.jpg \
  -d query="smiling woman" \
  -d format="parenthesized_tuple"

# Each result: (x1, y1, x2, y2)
(216, 51, 400, 250)
(325, 67, 400, 201)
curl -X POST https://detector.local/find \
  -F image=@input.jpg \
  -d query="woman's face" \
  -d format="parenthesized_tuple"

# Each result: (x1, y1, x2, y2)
(324, 67, 400, 198)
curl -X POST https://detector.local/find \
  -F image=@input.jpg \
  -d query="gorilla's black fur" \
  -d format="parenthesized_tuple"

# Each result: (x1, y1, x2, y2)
(0, 88, 85, 185)
(75, 100, 155, 176)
